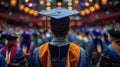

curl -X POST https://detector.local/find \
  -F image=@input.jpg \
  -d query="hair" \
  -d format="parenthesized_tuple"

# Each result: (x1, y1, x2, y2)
(51, 27, 69, 37)
(50, 17, 70, 37)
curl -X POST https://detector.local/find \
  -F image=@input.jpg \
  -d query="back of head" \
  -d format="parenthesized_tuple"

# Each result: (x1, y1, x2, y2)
(50, 17, 70, 37)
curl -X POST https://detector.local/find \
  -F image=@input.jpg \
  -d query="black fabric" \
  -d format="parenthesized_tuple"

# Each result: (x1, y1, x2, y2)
(50, 17, 70, 33)
(108, 29, 120, 38)
(49, 44, 69, 59)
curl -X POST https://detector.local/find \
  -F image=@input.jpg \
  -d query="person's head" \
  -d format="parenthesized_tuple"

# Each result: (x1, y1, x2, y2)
(50, 17, 70, 37)
(107, 29, 120, 42)
(21, 31, 31, 43)
(92, 29, 102, 39)
(39, 8, 79, 37)
(5, 34, 18, 45)
(33, 31, 40, 39)
(103, 33, 108, 39)
(83, 29, 89, 36)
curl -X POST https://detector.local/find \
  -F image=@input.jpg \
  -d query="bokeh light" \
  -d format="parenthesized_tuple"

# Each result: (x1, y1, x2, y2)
(89, 6, 95, 12)
(19, 4, 25, 11)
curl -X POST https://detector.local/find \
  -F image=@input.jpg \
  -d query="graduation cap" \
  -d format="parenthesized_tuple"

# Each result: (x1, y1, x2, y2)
(103, 33, 108, 38)
(1, 33, 18, 41)
(83, 29, 89, 35)
(39, 8, 79, 33)
(107, 29, 120, 38)
(33, 31, 39, 36)
(22, 31, 31, 38)
(92, 29, 102, 36)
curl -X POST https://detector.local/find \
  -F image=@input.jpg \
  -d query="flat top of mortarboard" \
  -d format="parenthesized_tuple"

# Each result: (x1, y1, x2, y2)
(107, 29, 120, 37)
(92, 29, 101, 36)
(83, 29, 89, 35)
(33, 31, 39, 36)
(22, 31, 31, 37)
(39, 7, 79, 19)
(3, 33, 18, 40)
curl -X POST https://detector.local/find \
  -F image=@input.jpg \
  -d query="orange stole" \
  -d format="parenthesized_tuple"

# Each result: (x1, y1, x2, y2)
(39, 42, 80, 67)
(111, 42, 120, 56)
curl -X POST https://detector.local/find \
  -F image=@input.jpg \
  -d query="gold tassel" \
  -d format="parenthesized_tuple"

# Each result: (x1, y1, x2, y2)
(78, 35, 83, 40)
(83, 37, 89, 42)
(97, 44, 102, 53)
(5, 50, 10, 64)
(22, 46, 27, 55)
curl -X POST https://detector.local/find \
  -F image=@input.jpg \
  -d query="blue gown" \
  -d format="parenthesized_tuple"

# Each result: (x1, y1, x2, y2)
(0, 44, 3, 49)
(20, 41, 34, 53)
(0, 54, 7, 67)
(28, 38, 90, 67)
(28, 47, 90, 67)
(101, 42, 120, 63)
(32, 38, 41, 48)
(39, 33, 83, 47)
(88, 38, 107, 56)
(0, 47, 23, 63)
(81, 36, 93, 53)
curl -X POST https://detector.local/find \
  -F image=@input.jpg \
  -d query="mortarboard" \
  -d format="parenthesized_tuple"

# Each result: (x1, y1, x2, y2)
(107, 29, 120, 38)
(39, 8, 79, 19)
(103, 33, 108, 38)
(22, 31, 31, 38)
(1, 33, 18, 41)
(92, 29, 101, 36)
(39, 8, 79, 33)
(33, 31, 39, 36)
(83, 29, 89, 35)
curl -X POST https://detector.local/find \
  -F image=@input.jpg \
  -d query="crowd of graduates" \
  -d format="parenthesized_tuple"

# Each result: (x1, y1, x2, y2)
(0, 23, 120, 67)
(0, 8, 120, 67)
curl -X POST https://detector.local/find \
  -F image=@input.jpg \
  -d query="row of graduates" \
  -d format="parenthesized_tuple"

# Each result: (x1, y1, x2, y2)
(0, 25, 120, 67)
(1, 29, 119, 67)
(0, 8, 120, 67)
(0, 31, 37, 67)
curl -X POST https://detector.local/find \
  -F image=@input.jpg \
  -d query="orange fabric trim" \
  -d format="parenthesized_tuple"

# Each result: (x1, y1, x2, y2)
(39, 42, 49, 67)
(111, 42, 120, 56)
(39, 42, 80, 67)
(68, 42, 80, 67)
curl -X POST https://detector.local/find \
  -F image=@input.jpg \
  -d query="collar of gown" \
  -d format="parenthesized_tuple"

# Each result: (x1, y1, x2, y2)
(50, 37, 69, 47)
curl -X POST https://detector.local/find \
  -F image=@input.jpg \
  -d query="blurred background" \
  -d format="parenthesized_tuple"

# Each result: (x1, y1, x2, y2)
(0, 0, 120, 35)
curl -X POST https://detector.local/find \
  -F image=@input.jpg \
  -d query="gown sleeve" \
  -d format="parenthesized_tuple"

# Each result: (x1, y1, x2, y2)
(28, 47, 42, 67)
(78, 48, 90, 67)
(0, 54, 7, 67)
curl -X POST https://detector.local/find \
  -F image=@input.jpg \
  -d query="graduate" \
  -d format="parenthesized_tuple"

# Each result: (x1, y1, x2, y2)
(88, 29, 107, 55)
(28, 8, 90, 67)
(98, 29, 120, 67)
(88, 29, 107, 66)
(81, 29, 93, 53)
(20, 31, 34, 55)
(0, 33, 23, 65)
(32, 31, 41, 48)
(102, 33, 110, 45)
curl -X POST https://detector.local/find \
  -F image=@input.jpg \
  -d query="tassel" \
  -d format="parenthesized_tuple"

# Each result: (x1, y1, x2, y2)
(22, 46, 27, 55)
(97, 44, 102, 53)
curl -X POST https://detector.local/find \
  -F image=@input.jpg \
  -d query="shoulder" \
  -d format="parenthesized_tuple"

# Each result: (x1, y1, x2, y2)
(77, 48, 90, 67)
(80, 47, 89, 58)
(101, 45, 111, 56)
(69, 42, 80, 50)
(33, 47, 39, 55)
